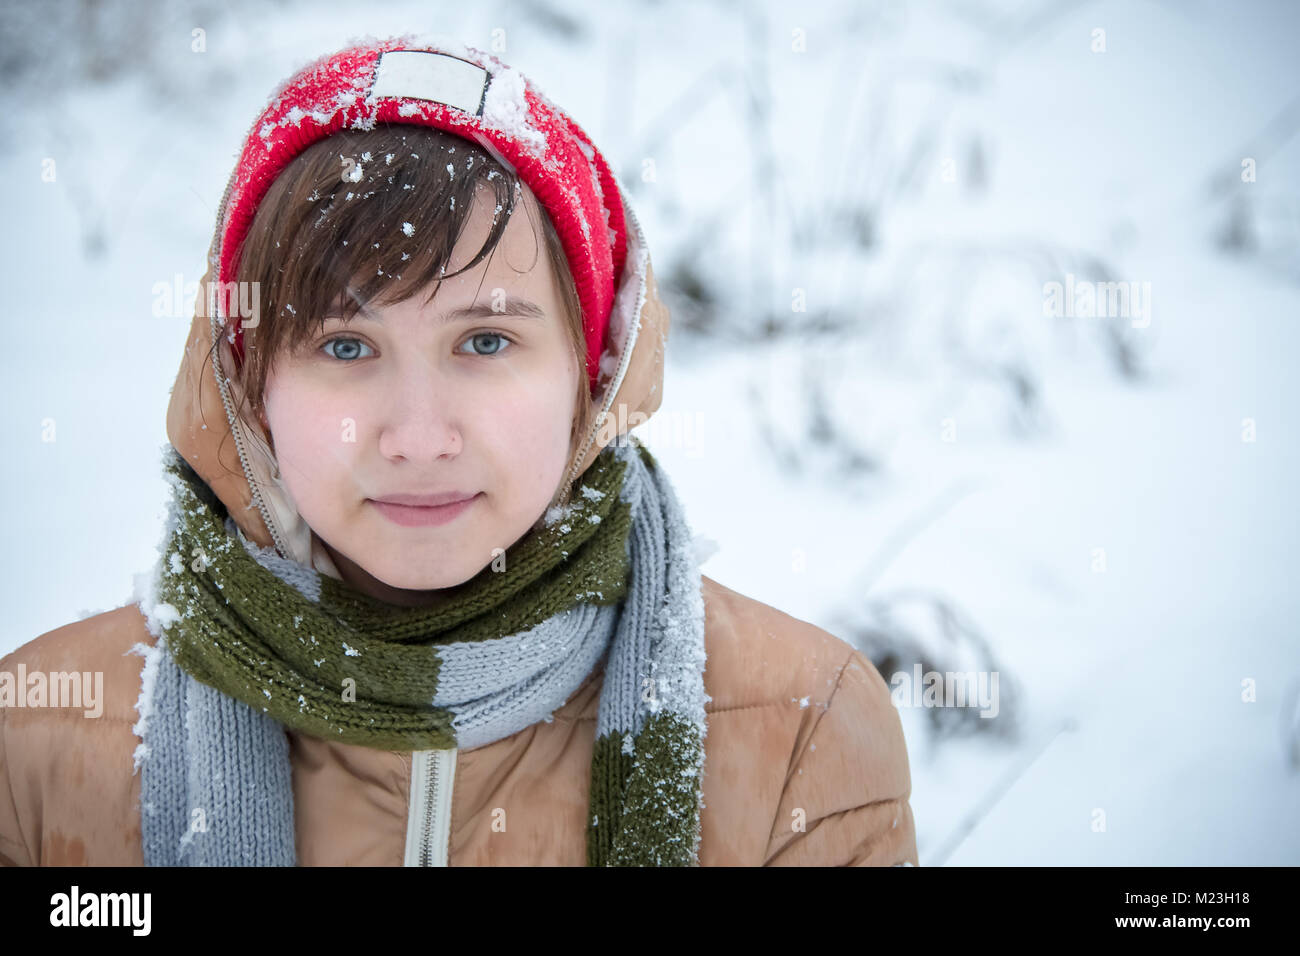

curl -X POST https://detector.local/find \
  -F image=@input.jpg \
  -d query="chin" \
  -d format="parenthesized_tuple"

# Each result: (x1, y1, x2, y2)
(369, 559, 481, 593)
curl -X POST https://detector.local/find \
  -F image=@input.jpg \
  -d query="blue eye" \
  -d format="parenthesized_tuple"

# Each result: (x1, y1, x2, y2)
(458, 332, 513, 357)
(317, 332, 512, 362)
(320, 337, 374, 361)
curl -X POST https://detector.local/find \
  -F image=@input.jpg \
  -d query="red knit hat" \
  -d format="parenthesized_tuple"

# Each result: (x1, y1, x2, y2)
(217, 34, 628, 393)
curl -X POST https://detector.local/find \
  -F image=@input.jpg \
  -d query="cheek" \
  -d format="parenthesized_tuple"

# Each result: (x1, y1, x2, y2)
(473, 366, 576, 478)
(482, 388, 570, 456)
(263, 375, 353, 496)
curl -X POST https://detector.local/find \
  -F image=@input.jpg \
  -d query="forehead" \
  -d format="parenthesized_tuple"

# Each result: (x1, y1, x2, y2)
(439, 179, 560, 295)
(328, 178, 563, 324)
(451, 178, 546, 263)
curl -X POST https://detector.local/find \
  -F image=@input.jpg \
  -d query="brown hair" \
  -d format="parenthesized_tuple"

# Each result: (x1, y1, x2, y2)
(214, 124, 593, 490)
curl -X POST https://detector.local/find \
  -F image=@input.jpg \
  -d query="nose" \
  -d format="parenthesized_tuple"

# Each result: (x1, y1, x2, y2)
(375, 359, 463, 463)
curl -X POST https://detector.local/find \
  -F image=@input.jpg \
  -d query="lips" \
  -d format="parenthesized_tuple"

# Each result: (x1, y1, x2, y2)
(373, 491, 478, 507)
(368, 492, 482, 528)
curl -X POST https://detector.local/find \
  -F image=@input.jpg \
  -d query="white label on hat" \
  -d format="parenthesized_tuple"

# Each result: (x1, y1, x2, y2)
(370, 50, 488, 115)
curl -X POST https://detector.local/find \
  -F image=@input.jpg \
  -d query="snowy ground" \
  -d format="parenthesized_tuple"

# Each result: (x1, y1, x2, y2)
(2, 0, 1297, 864)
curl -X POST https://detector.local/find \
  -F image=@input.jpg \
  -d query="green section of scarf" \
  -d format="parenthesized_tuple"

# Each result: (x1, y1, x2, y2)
(589, 711, 705, 865)
(156, 446, 634, 753)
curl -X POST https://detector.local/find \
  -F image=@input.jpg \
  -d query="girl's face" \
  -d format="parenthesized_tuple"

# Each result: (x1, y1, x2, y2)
(261, 183, 582, 606)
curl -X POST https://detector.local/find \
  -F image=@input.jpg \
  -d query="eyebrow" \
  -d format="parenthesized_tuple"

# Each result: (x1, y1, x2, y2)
(323, 296, 547, 324)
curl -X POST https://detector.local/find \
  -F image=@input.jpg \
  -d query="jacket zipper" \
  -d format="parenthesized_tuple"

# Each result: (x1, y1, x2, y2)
(205, 171, 292, 559)
(557, 182, 647, 510)
(404, 748, 457, 866)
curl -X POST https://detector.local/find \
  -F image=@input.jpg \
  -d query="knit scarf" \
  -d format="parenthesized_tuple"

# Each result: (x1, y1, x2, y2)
(131, 434, 708, 866)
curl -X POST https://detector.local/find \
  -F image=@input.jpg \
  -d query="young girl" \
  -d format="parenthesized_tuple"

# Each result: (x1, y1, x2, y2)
(0, 35, 917, 867)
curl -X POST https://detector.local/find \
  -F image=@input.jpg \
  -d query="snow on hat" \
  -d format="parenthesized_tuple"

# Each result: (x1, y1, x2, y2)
(217, 34, 628, 393)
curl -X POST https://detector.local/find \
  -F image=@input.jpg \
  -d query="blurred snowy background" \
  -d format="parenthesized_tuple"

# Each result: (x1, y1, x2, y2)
(2, 0, 1297, 864)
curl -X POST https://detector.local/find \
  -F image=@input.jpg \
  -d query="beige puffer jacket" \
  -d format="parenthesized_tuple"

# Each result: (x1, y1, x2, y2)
(0, 193, 918, 867)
